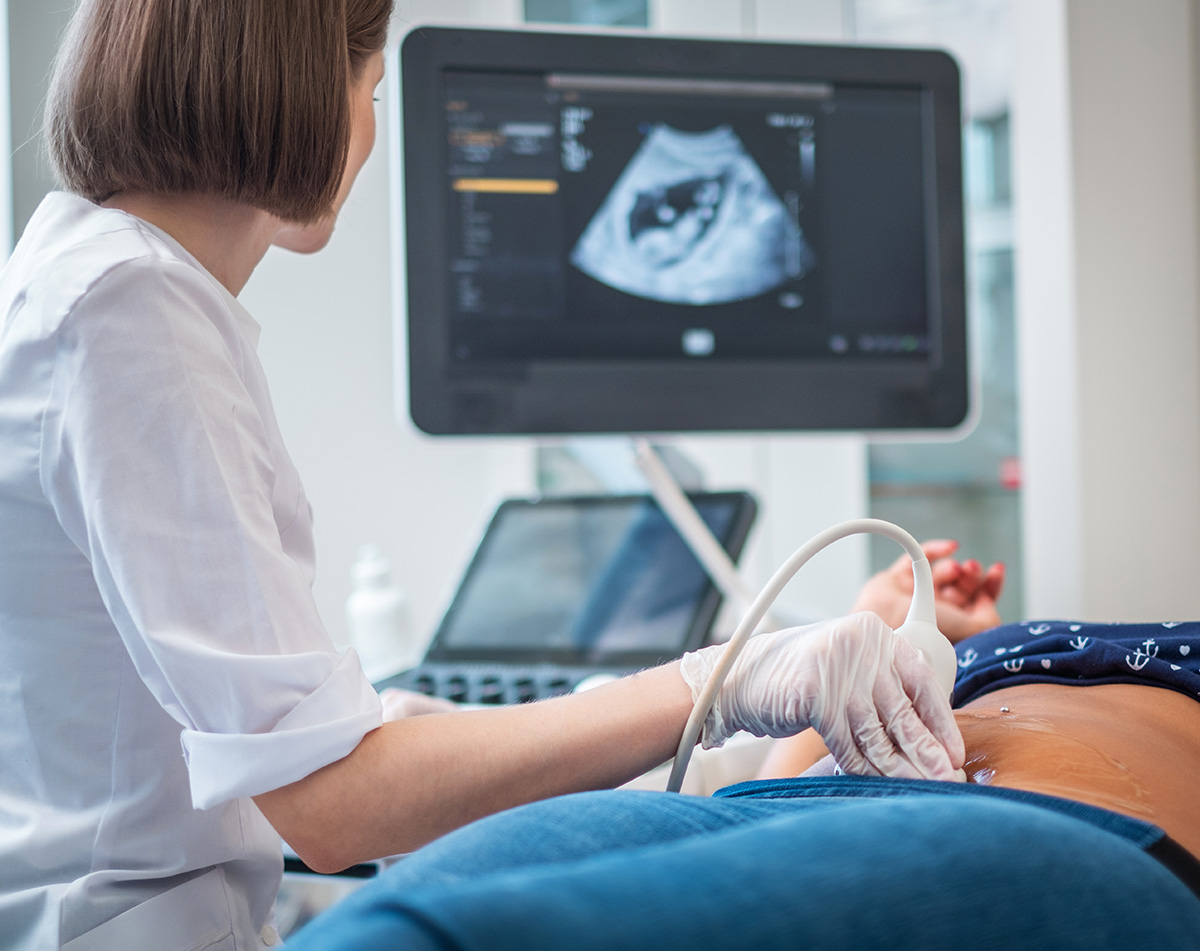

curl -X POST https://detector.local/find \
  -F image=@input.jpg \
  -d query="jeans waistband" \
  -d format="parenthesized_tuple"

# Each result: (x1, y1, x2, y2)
(713, 775, 1200, 901)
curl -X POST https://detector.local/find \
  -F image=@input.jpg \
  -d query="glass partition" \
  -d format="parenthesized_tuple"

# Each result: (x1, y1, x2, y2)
(525, 0, 649, 27)
(856, 0, 1022, 619)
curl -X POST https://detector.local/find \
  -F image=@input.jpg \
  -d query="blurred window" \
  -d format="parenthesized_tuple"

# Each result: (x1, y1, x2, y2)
(856, 0, 1022, 619)
(525, 0, 649, 27)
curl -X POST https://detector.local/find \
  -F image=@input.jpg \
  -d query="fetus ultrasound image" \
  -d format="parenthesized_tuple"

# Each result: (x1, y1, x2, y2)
(440, 68, 928, 366)
(570, 124, 815, 306)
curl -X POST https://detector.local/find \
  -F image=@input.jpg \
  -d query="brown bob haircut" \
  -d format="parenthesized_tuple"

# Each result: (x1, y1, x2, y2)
(47, 0, 393, 223)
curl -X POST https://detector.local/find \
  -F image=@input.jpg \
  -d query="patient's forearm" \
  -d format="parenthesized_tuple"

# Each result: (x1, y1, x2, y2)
(254, 663, 694, 872)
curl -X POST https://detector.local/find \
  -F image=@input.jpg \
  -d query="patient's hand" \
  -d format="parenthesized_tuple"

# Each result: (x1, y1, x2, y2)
(379, 688, 458, 721)
(852, 539, 1004, 644)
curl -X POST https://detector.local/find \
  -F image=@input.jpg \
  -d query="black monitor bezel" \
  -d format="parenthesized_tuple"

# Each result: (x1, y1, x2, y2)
(400, 25, 968, 435)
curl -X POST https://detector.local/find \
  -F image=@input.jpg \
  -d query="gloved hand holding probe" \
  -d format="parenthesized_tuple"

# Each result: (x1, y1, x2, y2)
(679, 612, 966, 781)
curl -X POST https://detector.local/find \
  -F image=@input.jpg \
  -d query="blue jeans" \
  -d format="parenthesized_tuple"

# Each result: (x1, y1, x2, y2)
(288, 777, 1200, 950)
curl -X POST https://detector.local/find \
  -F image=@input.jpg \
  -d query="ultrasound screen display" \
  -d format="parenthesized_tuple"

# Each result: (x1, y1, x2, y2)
(401, 28, 967, 434)
(443, 71, 929, 365)
(430, 494, 754, 664)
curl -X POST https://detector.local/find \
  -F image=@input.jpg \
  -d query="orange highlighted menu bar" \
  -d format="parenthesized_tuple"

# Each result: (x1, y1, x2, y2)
(452, 178, 560, 195)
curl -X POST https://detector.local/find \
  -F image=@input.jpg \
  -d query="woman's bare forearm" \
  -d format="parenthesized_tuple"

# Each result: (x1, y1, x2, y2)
(254, 662, 695, 872)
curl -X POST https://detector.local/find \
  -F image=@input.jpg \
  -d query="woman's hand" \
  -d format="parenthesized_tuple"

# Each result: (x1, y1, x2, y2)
(852, 539, 1004, 643)
(680, 613, 965, 781)
(379, 688, 458, 721)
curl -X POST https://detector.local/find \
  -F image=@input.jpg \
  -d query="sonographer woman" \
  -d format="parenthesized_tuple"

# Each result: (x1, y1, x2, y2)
(0, 3, 964, 948)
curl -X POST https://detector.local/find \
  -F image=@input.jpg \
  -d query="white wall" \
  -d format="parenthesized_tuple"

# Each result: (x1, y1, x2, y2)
(1009, 0, 1082, 618)
(244, 0, 534, 648)
(0, 0, 10, 259)
(6, 0, 75, 241)
(653, 0, 846, 39)
(1011, 0, 1200, 620)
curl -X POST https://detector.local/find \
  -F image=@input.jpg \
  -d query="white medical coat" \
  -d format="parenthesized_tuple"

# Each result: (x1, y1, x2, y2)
(0, 193, 384, 949)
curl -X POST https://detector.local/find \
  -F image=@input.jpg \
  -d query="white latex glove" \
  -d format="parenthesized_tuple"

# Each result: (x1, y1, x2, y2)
(379, 687, 459, 721)
(679, 612, 965, 781)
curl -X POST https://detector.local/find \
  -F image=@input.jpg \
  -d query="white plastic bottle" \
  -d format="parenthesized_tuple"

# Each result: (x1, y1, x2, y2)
(346, 545, 414, 682)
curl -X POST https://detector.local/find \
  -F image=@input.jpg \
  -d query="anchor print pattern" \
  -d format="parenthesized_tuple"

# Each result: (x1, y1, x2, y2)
(1125, 639, 1159, 672)
(952, 621, 1200, 708)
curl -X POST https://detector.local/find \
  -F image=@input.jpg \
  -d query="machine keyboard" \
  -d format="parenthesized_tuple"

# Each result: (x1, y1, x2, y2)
(378, 664, 602, 705)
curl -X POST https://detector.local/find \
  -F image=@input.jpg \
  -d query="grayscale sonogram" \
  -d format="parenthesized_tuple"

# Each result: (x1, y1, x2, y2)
(570, 124, 813, 306)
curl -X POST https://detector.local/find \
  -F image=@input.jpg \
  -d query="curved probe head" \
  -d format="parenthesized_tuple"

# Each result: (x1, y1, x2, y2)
(894, 554, 958, 700)
(894, 553, 967, 781)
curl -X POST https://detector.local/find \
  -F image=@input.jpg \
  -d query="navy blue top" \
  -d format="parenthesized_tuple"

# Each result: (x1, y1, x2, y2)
(952, 621, 1200, 708)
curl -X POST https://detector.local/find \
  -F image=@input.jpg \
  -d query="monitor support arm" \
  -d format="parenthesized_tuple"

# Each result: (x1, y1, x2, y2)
(630, 437, 779, 633)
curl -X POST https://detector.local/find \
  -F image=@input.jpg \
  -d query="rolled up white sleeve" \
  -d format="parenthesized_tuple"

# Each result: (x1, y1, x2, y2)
(181, 647, 381, 809)
(40, 255, 383, 810)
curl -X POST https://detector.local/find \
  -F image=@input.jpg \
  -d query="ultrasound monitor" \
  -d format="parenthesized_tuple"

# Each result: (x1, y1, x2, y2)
(399, 26, 968, 435)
